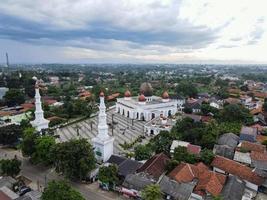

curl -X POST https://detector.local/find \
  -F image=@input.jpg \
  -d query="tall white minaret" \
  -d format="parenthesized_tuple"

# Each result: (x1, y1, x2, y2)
(92, 92, 114, 162)
(31, 77, 49, 132)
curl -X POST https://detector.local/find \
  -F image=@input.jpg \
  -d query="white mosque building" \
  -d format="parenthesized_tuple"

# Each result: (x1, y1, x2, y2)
(115, 82, 178, 121)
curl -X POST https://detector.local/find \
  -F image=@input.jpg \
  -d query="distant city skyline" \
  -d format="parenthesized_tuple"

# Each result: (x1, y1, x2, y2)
(0, 0, 267, 64)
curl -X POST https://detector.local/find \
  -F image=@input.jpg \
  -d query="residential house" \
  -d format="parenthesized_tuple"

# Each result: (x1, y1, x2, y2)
(183, 114, 202, 122)
(185, 98, 203, 113)
(169, 162, 226, 199)
(213, 145, 236, 159)
(159, 175, 195, 200)
(106, 155, 142, 180)
(170, 140, 201, 155)
(15, 191, 42, 200)
(224, 98, 240, 105)
(238, 141, 266, 153)
(122, 173, 155, 198)
(0, 187, 18, 200)
(240, 95, 252, 105)
(239, 126, 258, 143)
(211, 156, 265, 191)
(213, 133, 239, 159)
(221, 175, 246, 200)
(136, 153, 170, 180)
(250, 151, 267, 171)
(218, 133, 239, 148)
(233, 151, 251, 165)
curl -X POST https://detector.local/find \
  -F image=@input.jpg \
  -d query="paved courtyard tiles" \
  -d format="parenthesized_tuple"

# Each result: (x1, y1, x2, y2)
(56, 108, 148, 154)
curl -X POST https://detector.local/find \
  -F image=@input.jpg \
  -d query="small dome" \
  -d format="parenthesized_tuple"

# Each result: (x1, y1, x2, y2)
(140, 82, 153, 97)
(162, 91, 169, 99)
(124, 90, 131, 97)
(138, 94, 146, 102)
(99, 91, 105, 97)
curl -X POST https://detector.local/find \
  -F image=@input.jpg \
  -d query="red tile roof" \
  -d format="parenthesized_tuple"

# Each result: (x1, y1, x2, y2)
(44, 99, 57, 105)
(240, 141, 266, 153)
(253, 92, 267, 99)
(211, 156, 265, 185)
(137, 153, 170, 179)
(187, 144, 201, 155)
(251, 151, 267, 161)
(169, 162, 226, 196)
(0, 191, 12, 200)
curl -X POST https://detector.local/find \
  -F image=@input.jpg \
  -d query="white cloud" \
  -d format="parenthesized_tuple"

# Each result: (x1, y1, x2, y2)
(0, 0, 267, 63)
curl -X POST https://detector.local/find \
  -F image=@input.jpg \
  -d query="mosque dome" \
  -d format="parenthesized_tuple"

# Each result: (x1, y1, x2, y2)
(138, 94, 146, 102)
(162, 91, 169, 99)
(124, 89, 131, 97)
(140, 82, 153, 97)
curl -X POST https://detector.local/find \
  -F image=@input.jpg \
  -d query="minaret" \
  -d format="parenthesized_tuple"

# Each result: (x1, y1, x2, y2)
(31, 77, 49, 132)
(92, 92, 114, 162)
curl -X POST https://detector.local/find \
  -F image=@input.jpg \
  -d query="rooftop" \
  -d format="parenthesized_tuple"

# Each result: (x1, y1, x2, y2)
(137, 153, 170, 180)
(211, 156, 265, 186)
(169, 162, 226, 196)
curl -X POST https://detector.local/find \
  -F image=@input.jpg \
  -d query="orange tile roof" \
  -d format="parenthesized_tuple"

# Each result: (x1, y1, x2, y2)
(250, 108, 262, 115)
(211, 156, 264, 185)
(225, 98, 240, 104)
(169, 162, 226, 196)
(256, 135, 267, 143)
(240, 141, 266, 153)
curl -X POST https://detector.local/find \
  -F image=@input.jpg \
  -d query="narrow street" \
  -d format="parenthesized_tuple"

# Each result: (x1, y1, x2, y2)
(0, 148, 123, 200)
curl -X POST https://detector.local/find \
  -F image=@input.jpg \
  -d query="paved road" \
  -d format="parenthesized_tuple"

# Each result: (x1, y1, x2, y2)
(0, 148, 122, 200)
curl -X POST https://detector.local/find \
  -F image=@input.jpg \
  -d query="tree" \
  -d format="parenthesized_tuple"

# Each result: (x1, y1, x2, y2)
(217, 122, 241, 135)
(200, 104, 219, 116)
(141, 184, 162, 200)
(98, 165, 118, 188)
(173, 146, 197, 164)
(32, 136, 55, 165)
(262, 140, 267, 148)
(183, 107, 192, 114)
(20, 127, 38, 157)
(263, 99, 267, 112)
(52, 139, 96, 180)
(134, 144, 152, 161)
(176, 82, 198, 98)
(149, 131, 173, 155)
(20, 119, 32, 130)
(0, 158, 21, 177)
(42, 180, 85, 200)
(218, 104, 253, 125)
(0, 124, 22, 145)
(4, 89, 25, 107)
(200, 149, 215, 165)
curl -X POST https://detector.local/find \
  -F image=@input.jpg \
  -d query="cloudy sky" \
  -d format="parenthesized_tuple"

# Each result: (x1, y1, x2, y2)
(0, 0, 267, 64)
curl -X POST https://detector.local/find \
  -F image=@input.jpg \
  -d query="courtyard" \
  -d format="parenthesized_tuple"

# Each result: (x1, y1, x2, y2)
(55, 108, 149, 154)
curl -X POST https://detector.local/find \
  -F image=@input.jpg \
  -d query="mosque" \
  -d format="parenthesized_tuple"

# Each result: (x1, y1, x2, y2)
(115, 82, 178, 121)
